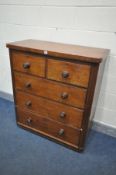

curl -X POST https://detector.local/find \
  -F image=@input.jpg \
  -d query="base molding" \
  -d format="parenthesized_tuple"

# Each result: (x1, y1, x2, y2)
(92, 121, 116, 138)
(0, 91, 14, 102)
(0, 91, 116, 138)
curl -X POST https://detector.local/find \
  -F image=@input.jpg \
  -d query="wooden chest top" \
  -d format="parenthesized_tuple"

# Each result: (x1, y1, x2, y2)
(6, 39, 109, 63)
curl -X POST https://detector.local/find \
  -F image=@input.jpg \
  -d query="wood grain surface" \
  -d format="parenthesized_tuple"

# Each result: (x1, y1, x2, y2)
(15, 91, 84, 128)
(14, 72, 87, 109)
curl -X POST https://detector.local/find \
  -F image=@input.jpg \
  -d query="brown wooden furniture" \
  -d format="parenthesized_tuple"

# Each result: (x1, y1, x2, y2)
(7, 39, 109, 151)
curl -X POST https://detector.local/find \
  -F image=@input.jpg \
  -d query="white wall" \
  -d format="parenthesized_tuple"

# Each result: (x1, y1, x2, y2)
(0, 0, 116, 128)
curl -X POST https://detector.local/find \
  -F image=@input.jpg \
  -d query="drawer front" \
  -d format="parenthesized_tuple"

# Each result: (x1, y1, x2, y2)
(47, 59, 91, 88)
(17, 109, 80, 146)
(11, 51, 45, 77)
(14, 72, 86, 109)
(15, 91, 83, 128)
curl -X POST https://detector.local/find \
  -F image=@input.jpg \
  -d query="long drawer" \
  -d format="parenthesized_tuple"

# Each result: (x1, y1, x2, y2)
(14, 72, 86, 109)
(15, 91, 84, 128)
(17, 108, 80, 147)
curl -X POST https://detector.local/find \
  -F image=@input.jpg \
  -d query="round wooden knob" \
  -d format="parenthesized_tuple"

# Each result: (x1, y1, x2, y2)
(26, 117, 32, 124)
(62, 71, 69, 78)
(60, 112, 66, 118)
(25, 101, 32, 107)
(23, 62, 30, 69)
(25, 82, 31, 88)
(58, 129, 64, 136)
(61, 92, 68, 99)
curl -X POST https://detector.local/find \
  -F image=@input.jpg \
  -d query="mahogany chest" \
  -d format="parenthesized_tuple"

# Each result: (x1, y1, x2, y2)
(7, 40, 109, 151)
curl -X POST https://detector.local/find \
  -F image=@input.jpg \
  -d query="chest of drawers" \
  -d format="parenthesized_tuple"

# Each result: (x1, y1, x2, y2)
(7, 40, 109, 152)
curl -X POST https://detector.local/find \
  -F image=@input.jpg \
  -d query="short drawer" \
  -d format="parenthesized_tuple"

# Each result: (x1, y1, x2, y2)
(17, 108, 80, 147)
(14, 72, 86, 109)
(15, 91, 84, 128)
(47, 59, 91, 88)
(11, 50, 45, 77)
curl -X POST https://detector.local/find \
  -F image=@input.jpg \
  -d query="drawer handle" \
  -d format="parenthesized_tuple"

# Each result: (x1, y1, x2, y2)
(60, 112, 66, 118)
(62, 71, 69, 78)
(23, 62, 30, 69)
(25, 82, 31, 88)
(61, 92, 68, 99)
(26, 117, 32, 124)
(58, 129, 64, 136)
(25, 101, 32, 107)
